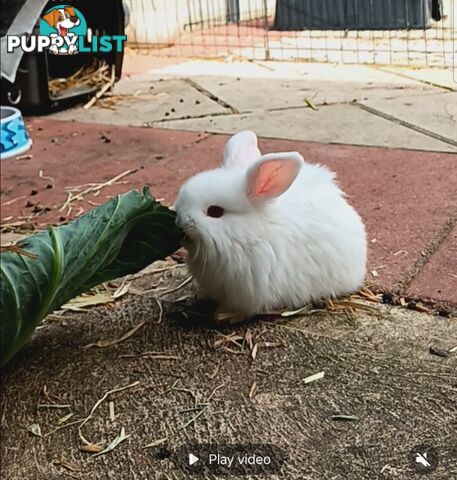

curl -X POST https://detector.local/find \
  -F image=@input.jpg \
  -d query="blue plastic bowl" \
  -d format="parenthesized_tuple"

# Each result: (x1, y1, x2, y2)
(0, 106, 33, 160)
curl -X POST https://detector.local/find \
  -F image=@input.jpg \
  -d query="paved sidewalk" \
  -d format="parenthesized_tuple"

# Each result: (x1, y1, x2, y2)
(52, 60, 457, 152)
(1, 58, 456, 480)
(1, 59, 456, 305)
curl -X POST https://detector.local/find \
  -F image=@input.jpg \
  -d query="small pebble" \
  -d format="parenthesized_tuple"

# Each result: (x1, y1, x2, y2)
(381, 292, 394, 305)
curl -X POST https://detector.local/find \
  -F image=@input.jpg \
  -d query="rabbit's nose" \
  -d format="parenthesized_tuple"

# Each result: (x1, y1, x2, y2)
(176, 215, 191, 231)
(176, 216, 196, 235)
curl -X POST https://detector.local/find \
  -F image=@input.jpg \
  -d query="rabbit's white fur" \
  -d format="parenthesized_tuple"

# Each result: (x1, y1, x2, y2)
(175, 131, 367, 315)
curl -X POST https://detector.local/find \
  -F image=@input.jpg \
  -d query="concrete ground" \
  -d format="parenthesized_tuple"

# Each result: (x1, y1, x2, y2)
(0, 264, 456, 479)
(54, 59, 457, 152)
(1, 57, 456, 479)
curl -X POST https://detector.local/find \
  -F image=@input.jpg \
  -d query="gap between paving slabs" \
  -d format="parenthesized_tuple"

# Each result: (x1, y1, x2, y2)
(398, 208, 457, 294)
(356, 101, 457, 149)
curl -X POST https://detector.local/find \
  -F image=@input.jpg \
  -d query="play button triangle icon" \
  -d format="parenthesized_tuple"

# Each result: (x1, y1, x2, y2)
(189, 453, 199, 466)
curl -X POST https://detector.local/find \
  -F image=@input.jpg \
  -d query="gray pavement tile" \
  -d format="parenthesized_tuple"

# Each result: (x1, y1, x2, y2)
(49, 79, 227, 126)
(156, 103, 457, 152)
(360, 92, 457, 143)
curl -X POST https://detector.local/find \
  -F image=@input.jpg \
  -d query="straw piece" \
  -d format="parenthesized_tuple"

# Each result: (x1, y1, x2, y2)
(304, 371, 325, 384)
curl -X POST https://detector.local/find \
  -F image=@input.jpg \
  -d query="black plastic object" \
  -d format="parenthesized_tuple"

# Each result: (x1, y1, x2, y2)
(273, 0, 432, 30)
(431, 0, 444, 21)
(227, 0, 241, 23)
(1, 0, 125, 113)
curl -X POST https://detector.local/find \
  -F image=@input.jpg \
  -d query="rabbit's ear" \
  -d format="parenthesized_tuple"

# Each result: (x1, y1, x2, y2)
(246, 152, 303, 201)
(223, 131, 261, 169)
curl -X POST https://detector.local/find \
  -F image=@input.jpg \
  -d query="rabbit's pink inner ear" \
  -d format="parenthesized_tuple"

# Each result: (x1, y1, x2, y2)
(223, 130, 260, 169)
(247, 158, 300, 199)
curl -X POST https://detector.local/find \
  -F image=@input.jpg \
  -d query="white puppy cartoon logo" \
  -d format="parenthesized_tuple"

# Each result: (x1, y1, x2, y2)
(41, 5, 83, 55)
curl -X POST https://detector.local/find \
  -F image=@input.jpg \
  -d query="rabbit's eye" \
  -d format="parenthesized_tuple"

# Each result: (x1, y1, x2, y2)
(206, 205, 224, 218)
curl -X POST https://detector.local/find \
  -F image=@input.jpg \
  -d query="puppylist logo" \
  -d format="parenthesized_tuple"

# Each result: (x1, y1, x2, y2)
(7, 4, 126, 56)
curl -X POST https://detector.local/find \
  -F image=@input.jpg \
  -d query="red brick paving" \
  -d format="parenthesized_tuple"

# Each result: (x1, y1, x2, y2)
(1, 119, 456, 305)
(407, 226, 457, 304)
(1, 118, 205, 224)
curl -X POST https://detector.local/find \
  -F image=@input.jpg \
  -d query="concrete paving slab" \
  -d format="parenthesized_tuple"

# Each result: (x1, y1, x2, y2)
(157, 104, 457, 152)
(377, 66, 457, 91)
(255, 61, 451, 88)
(1, 266, 456, 479)
(361, 92, 457, 144)
(146, 59, 276, 79)
(49, 79, 227, 126)
(190, 75, 440, 111)
(149, 60, 448, 88)
(143, 60, 443, 111)
(407, 226, 457, 305)
(122, 55, 187, 77)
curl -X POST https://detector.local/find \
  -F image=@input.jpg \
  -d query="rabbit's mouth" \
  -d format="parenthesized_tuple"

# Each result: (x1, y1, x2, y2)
(181, 232, 207, 258)
(181, 234, 190, 246)
(181, 233, 195, 249)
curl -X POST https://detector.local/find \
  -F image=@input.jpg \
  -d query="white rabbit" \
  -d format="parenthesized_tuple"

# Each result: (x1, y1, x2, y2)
(174, 131, 367, 316)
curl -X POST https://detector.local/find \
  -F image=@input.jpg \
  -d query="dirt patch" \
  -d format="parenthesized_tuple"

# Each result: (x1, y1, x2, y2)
(0, 264, 456, 479)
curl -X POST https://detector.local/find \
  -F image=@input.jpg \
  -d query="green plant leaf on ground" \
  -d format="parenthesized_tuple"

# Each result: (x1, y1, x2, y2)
(0, 187, 183, 366)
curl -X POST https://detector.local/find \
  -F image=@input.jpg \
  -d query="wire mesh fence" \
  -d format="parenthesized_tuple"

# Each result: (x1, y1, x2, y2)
(124, 0, 455, 67)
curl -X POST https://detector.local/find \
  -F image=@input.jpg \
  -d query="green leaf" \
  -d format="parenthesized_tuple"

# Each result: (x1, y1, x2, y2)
(0, 187, 183, 366)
